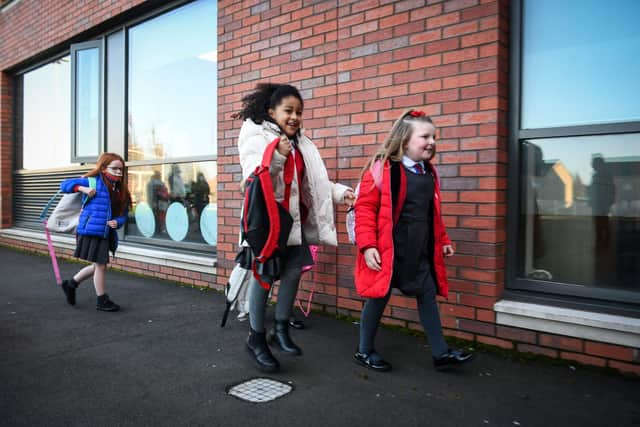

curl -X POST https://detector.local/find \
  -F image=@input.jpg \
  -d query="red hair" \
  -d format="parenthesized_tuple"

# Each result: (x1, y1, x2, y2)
(84, 153, 131, 216)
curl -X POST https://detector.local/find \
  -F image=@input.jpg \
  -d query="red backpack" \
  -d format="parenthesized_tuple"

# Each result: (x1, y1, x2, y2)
(241, 137, 295, 289)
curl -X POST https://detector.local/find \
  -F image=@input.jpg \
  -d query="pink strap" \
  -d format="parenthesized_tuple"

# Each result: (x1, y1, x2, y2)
(43, 220, 62, 285)
(295, 282, 316, 318)
(296, 245, 319, 317)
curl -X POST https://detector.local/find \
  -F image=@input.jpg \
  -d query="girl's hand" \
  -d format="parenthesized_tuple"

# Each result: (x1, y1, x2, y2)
(107, 220, 118, 229)
(277, 136, 292, 157)
(443, 244, 455, 257)
(79, 186, 96, 198)
(343, 189, 356, 207)
(364, 247, 382, 271)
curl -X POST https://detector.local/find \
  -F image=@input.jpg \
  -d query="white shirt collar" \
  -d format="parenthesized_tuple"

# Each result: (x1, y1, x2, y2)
(402, 156, 425, 171)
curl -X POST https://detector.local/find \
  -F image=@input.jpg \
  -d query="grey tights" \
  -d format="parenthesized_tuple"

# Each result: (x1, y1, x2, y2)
(248, 246, 305, 332)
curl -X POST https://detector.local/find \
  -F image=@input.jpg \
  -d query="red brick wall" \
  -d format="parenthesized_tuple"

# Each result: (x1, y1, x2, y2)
(0, 0, 149, 70)
(0, 72, 12, 227)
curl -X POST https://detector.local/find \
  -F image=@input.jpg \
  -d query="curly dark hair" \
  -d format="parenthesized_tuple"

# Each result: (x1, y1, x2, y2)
(231, 83, 304, 123)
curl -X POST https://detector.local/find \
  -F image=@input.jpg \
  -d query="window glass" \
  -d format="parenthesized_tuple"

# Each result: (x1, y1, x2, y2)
(106, 30, 126, 155)
(75, 47, 101, 158)
(127, 0, 217, 161)
(519, 135, 640, 290)
(20, 56, 73, 170)
(521, 0, 640, 129)
(127, 161, 217, 246)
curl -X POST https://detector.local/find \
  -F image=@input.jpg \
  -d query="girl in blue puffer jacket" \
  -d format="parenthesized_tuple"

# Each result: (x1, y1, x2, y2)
(59, 153, 131, 312)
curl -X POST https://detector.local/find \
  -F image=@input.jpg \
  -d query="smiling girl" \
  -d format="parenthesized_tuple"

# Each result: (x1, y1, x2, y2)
(353, 109, 473, 372)
(233, 83, 355, 372)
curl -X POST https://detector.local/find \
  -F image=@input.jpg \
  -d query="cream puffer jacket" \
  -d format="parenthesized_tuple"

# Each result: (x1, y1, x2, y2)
(238, 119, 351, 247)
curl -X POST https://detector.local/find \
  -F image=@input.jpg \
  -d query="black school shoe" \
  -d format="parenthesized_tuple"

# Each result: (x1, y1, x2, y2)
(96, 294, 120, 312)
(354, 350, 392, 372)
(433, 349, 474, 371)
(61, 280, 76, 306)
(289, 318, 305, 329)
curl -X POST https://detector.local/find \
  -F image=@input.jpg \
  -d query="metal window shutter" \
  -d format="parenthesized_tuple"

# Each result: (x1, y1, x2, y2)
(13, 168, 89, 229)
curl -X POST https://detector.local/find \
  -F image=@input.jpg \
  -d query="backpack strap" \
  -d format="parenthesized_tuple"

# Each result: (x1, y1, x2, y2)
(261, 137, 295, 211)
(261, 138, 280, 168)
(81, 176, 97, 208)
(39, 191, 62, 222)
(281, 156, 294, 211)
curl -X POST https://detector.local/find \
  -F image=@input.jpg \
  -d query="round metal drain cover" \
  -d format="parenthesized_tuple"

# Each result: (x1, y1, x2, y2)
(226, 378, 293, 403)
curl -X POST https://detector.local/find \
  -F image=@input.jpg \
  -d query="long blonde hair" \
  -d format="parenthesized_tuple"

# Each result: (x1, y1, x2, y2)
(361, 109, 435, 178)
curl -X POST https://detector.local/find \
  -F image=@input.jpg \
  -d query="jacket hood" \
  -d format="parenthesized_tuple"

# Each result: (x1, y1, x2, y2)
(239, 118, 306, 142)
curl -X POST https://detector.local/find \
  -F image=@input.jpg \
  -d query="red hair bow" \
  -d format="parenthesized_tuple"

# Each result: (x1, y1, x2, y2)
(408, 110, 426, 117)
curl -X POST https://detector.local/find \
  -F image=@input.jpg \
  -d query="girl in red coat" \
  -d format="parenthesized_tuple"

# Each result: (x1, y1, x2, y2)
(353, 109, 473, 372)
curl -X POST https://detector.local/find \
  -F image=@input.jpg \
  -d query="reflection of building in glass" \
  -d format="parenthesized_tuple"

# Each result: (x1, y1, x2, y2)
(552, 161, 573, 209)
(605, 156, 640, 218)
(523, 141, 640, 288)
(535, 160, 580, 215)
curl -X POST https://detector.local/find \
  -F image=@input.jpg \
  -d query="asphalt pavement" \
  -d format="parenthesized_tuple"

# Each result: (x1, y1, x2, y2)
(1, 245, 638, 427)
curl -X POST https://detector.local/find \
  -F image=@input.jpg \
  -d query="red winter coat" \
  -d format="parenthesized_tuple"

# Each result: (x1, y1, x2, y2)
(354, 160, 452, 299)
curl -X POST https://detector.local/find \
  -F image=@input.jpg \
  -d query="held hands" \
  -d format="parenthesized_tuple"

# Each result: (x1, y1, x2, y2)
(343, 189, 356, 208)
(79, 186, 96, 198)
(364, 247, 382, 271)
(107, 220, 118, 229)
(443, 244, 455, 257)
(277, 136, 292, 157)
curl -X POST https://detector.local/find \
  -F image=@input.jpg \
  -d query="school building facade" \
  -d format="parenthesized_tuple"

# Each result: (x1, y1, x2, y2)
(1, 0, 639, 374)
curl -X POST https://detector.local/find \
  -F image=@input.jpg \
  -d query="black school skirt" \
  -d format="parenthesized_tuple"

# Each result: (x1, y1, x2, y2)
(74, 233, 115, 265)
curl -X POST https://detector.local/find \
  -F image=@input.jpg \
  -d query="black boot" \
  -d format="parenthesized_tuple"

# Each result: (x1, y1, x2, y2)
(269, 320, 302, 355)
(61, 278, 78, 306)
(96, 294, 120, 312)
(247, 328, 280, 372)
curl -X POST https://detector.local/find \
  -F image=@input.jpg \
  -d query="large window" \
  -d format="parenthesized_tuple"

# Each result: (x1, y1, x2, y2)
(510, 0, 640, 308)
(17, 56, 72, 170)
(126, 0, 217, 250)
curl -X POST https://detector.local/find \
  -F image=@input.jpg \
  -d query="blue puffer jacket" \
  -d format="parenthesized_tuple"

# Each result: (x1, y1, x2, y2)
(60, 175, 128, 247)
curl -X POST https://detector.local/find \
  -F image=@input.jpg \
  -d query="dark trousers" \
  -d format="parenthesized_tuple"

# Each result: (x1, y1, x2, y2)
(359, 272, 448, 359)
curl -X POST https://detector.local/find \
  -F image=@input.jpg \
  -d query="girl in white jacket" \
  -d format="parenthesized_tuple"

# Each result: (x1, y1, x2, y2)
(234, 83, 355, 372)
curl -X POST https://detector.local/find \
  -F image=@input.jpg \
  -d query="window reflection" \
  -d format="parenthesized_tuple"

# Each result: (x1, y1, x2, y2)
(127, 162, 217, 245)
(19, 56, 73, 170)
(520, 135, 640, 290)
(127, 0, 217, 161)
